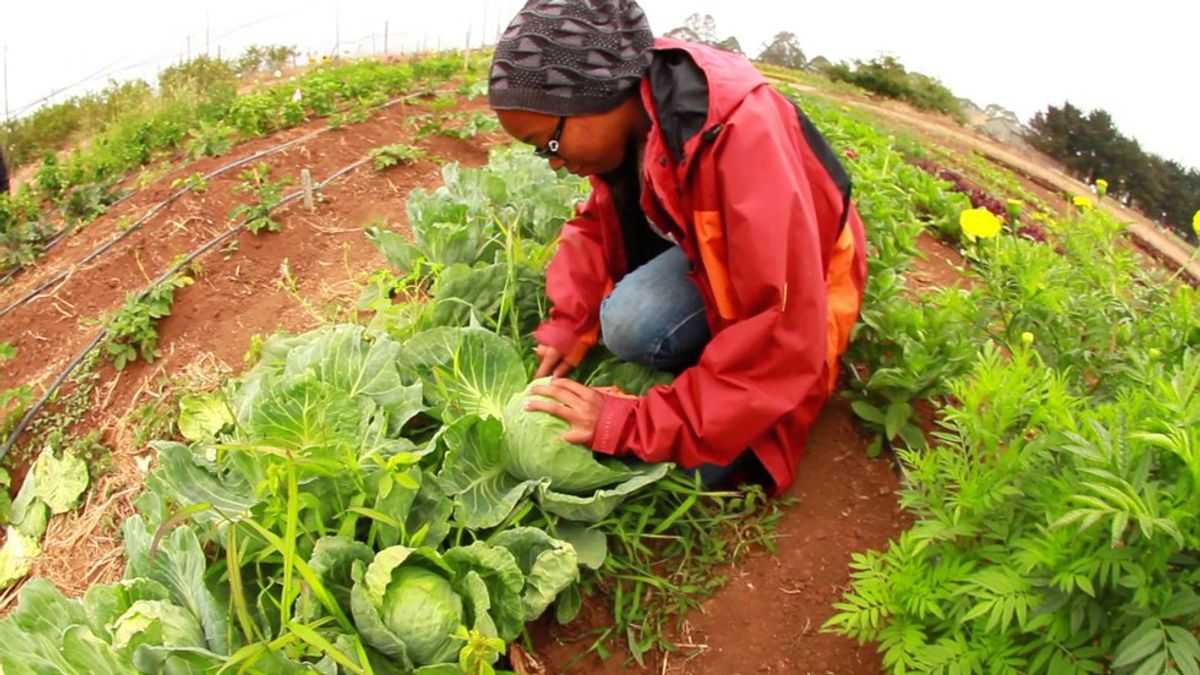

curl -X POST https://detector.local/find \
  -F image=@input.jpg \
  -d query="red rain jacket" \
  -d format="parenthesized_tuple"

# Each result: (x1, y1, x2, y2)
(533, 38, 868, 492)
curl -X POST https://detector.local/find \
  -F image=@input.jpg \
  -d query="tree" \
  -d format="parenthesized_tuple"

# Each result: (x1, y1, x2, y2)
(663, 14, 743, 54)
(1025, 102, 1199, 240)
(714, 37, 744, 55)
(758, 32, 807, 69)
(664, 14, 719, 44)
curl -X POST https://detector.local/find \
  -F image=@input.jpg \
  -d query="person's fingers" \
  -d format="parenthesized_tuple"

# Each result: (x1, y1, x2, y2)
(530, 380, 585, 409)
(534, 350, 560, 379)
(553, 378, 594, 397)
(552, 360, 574, 378)
(524, 396, 579, 423)
(537, 347, 562, 375)
(560, 428, 593, 445)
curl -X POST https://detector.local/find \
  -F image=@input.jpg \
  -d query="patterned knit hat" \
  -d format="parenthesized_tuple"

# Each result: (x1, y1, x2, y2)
(489, 0, 654, 115)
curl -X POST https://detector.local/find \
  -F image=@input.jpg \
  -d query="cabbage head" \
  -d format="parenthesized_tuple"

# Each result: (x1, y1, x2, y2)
(501, 378, 631, 494)
(350, 546, 502, 670)
(380, 566, 463, 666)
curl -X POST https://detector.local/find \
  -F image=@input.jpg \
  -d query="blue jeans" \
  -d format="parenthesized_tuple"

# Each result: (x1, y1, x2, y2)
(600, 247, 760, 487)
(600, 246, 710, 371)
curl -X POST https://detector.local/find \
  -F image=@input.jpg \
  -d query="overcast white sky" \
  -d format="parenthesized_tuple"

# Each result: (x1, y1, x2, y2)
(2, 1, 1197, 170)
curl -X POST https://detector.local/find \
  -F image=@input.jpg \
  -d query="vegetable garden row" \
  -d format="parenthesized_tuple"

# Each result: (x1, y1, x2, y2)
(0, 58, 1197, 675)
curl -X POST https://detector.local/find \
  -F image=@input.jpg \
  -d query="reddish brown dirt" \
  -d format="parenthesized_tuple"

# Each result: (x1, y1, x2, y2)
(671, 398, 907, 675)
(0, 95, 497, 395)
(912, 231, 969, 290)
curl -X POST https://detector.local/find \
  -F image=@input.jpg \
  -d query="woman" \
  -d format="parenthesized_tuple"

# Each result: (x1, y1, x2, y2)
(488, 0, 867, 492)
(0, 147, 9, 195)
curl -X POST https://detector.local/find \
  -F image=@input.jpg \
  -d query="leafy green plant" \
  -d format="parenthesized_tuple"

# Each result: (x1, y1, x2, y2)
(454, 626, 507, 675)
(369, 142, 427, 171)
(102, 274, 193, 369)
(63, 180, 124, 226)
(170, 171, 209, 193)
(439, 112, 501, 140)
(33, 151, 67, 203)
(185, 120, 235, 159)
(814, 100, 1200, 671)
(398, 328, 670, 528)
(414, 109, 500, 141)
(0, 146, 784, 674)
(845, 284, 984, 455)
(0, 443, 90, 589)
(348, 533, 575, 670)
(227, 93, 279, 136)
(0, 219, 53, 272)
(0, 52, 476, 278)
(129, 382, 179, 449)
(230, 161, 292, 234)
(0, 384, 31, 442)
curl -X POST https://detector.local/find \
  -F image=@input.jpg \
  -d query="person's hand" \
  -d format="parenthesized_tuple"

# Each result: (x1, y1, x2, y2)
(534, 344, 574, 379)
(526, 377, 605, 445)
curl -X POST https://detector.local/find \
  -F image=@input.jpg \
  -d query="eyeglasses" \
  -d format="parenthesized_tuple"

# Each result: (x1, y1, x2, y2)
(533, 116, 567, 159)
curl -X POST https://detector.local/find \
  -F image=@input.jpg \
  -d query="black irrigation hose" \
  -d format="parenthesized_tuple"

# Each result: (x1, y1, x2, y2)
(0, 155, 374, 461)
(0, 191, 143, 286)
(0, 87, 438, 313)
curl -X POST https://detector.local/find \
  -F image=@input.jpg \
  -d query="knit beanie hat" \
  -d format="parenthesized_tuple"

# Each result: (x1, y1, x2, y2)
(489, 0, 654, 115)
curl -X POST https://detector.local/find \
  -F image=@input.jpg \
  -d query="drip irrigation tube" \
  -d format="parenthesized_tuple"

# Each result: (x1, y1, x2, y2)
(0, 88, 438, 311)
(0, 154, 373, 461)
(0, 191, 141, 286)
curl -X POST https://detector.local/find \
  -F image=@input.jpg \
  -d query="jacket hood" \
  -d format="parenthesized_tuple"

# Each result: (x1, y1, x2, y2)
(643, 38, 768, 163)
(653, 37, 766, 125)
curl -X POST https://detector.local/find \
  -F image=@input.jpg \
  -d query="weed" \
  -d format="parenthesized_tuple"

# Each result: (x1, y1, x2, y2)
(128, 379, 179, 448)
(230, 162, 292, 234)
(368, 143, 427, 170)
(171, 172, 210, 194)
(101, 273, 194, 370)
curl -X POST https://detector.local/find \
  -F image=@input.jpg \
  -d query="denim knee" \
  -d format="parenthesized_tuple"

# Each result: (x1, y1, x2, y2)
(599, 292, 657, 366)
(600, 288, 710, 369)
(598, 247, 711, 370)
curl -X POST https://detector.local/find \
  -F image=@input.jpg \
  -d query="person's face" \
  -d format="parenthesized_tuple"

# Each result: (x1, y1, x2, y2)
(494, 99, 642, 177)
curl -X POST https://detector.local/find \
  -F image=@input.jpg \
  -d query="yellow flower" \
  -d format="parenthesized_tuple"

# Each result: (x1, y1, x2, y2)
(959, 208, 1002, 240)
(1073, 195, 1093, 209)
(1095, 178, 1108, 198)
(1193, 210, 1199, 238)
(1021, 332, 1035, 346)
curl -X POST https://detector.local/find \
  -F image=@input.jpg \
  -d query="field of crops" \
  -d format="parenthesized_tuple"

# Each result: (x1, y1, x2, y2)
(0, 50, 1197, 675)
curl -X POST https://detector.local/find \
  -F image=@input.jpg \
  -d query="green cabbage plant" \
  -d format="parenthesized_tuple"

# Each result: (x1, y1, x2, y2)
(348, 529, 578, 671)
(403, 327, 671, 528)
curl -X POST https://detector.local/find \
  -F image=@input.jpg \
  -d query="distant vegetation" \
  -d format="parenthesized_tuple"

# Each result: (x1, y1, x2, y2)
(0, 48, 478, 276)
(0, 44, 300, 171)
(824, 55, 966, 122)
(1025, 102, 1200, 242)
(663, 13, 744, 55)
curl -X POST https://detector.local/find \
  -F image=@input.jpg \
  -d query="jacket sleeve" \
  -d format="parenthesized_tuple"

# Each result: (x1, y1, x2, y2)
(590, 94, 830, 468)
(533, 184, 615, 366)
